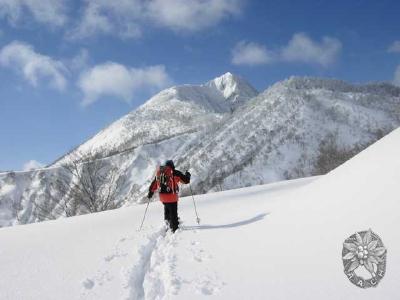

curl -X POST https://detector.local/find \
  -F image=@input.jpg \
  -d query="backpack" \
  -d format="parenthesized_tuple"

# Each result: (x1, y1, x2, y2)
(156, 165, 177, 194)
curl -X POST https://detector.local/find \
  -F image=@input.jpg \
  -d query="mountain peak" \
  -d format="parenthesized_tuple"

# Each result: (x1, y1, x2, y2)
(206, 72, 258, 107)
(214, 71, 235, 81)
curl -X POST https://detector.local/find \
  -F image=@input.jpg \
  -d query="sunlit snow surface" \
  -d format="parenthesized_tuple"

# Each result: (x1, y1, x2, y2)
(1, 128, 400, 299)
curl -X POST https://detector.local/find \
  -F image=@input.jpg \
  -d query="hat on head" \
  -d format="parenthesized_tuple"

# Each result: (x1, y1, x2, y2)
(165, 160, 175, 169)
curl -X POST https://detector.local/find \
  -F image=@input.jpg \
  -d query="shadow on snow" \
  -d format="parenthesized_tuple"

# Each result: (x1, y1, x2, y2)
(183, 213, 269, 231)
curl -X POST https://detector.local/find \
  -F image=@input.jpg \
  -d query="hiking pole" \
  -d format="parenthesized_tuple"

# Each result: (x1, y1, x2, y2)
(189, 184, 200, 224)
(138, 197, 151, 231)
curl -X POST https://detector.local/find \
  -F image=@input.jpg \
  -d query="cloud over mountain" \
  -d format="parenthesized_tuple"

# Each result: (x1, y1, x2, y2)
(0, 0, 67, 27)
(146, 0, 242, 32)
(78, 62, 172, 106)
(0, 41, 67, 90)
(231, 33, 342, 67)
(281, 33, 342, 67)
(231, 41, 274, 66)
(69, 0, 243, 39)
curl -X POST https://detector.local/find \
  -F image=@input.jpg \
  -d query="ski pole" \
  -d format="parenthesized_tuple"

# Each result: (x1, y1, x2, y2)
(189, 184, 200, 224)
(138, 197, 151, 231)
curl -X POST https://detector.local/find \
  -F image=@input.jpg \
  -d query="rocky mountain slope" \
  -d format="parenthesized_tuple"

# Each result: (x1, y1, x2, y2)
(1, 73, 399, 227)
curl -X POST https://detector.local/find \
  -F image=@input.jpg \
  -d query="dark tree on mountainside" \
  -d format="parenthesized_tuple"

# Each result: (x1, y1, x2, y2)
(34, 150, 126, 220)
(314, 133, 365, 175)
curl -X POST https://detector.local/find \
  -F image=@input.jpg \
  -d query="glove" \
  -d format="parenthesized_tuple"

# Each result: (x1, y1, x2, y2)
(148, 191, 154, 199)
(185, 171, 191, 180)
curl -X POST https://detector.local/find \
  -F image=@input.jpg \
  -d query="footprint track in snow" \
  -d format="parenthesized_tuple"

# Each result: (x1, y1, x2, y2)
(194, 273, 225, 296)
(181, 238, 223, 296)
(123, 226, 182, 300)
(143, 231, 181, 299)
(82, 225, 223, 299)
(80, 233, 137, 298)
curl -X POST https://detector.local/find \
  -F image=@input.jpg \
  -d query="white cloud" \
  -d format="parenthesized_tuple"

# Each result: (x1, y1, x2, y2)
(78, 62, 171, 106)
(68, 0, 142, 40)
(394, 65, 400, 86)
(70, 0, 242, 39)
(1, 0, 242, 38)
(146, 0, 242, 32)
(231, 41, 274, 66)
(231, 33, 342, 68)
(22, 160, 44, 171)
(281, 33, 342, 67)
(0, 0, 67, 27)
(0, 41, 67, 90)
(388, 41, 400, 53)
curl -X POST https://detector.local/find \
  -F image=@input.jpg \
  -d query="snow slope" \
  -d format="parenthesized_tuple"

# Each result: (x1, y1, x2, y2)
(1, 127, 399, 299)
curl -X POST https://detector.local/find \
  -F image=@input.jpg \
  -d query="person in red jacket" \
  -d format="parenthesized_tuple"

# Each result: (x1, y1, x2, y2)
(148, 160, 191, 232)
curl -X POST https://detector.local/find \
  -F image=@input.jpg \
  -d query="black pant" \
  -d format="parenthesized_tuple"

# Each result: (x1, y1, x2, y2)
(163, 202, 179, 232)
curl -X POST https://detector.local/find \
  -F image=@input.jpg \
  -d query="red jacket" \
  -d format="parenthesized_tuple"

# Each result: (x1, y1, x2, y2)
(149, 167, 191, 203)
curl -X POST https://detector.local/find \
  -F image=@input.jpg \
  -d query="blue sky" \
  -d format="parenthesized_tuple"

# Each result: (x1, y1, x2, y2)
(0, 0, 400, 171)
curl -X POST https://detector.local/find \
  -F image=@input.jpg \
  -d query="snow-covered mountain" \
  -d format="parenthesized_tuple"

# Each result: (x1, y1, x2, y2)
(185, 77, 400, 193)
(1, 127, 399, 299)
(54, 72, 257, 163)
(1, 73, 400, 227)
(0, 72, 258, 227)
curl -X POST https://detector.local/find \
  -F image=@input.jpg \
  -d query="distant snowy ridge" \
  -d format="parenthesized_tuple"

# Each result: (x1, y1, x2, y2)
(283, 76, 400, 95)
(1, 73, 400, 228)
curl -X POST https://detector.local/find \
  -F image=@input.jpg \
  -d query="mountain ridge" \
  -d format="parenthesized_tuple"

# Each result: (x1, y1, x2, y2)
(1, 73, 400, 227)
(52, 72, 257, 166)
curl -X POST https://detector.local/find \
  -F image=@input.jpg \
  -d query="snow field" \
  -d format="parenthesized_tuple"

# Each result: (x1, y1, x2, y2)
(2, 127, 400, 299)
(0, 175, 314, 300)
